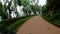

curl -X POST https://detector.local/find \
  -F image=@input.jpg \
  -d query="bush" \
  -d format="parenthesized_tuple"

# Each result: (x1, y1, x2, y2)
(52, 20, 60, 27)
(0, 16, 33, 34)
(42, 14, 60, 28)
(8, 16, 32, 33)
(2, 16, 30, 27)
(42, 8, 60, 27)
(8, 16, 32, 30)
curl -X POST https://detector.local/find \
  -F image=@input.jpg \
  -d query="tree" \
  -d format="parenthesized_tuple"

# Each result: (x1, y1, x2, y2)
(37, 5, 42, 14)
(22, 0, 31, 16)
(13, 0, 19, 17)
(7, 0, 14, 18)
(17, 0, 22, 6)
(0, 2, 8, 20)
(43, 0, 60, 20)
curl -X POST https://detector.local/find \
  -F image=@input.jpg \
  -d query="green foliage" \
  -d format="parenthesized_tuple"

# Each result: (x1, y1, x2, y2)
(0, 0, 41, 33)
(42, 5, 47, 14)
(22, 0, 29, 6)
(31, 4, 42, 15)
(0, 2, 8, 19)
(31, 5, 38, 15)
(42, 0, 60, 27)
(42, 15, 60, 27)
(8, 16, 32, 31)
(0, 16, 33, 34)
(46, 0, 60, 10)
(53, 20, 60, 27)
(2, 16, 29, 26)
(0, 21, 9, 34)
(8, 19, 25, 30)
(17, 0, 22, 6)
(0, 2, 3, 11)
(22, 0, 31, 16)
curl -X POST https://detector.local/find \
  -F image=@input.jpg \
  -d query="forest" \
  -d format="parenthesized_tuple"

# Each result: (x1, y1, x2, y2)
(42, 0, 60, 27)
(0, 0, 41, 34)
(0, 0, 60, 34)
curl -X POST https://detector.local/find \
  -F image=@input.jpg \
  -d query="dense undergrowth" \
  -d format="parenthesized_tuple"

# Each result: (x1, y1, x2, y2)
(42, 0, 60, 28)
(42, 14, 60, 28)
(0, 16, 33, 34)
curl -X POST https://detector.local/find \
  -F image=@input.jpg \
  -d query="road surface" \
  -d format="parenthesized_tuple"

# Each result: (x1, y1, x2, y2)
(16, 15, 60, 34)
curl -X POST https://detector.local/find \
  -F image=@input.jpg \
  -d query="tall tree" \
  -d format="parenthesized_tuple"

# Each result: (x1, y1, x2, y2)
(43, 0, 60, 20)
(22, 0, 31, 16)
(7, 0, 14, 18)
(0, 2, 8, 20)
(13, 0, 19, 17)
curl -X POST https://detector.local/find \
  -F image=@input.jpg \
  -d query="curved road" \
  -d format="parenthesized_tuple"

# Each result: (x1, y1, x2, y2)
(16, 15, 60, 34)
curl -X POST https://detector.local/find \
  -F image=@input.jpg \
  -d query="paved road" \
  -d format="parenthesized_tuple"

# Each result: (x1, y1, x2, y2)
(16, 15, 60, 34)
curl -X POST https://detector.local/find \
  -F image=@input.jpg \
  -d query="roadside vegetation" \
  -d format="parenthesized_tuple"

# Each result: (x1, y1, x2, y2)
(0, 16, 33, 34)
(0, 0, 41, 34)
(42, 0, 60, 27)
(8, 16, 33, 33)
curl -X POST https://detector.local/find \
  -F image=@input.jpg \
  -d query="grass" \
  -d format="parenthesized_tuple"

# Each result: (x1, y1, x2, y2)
(41, 14, 60, 28)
